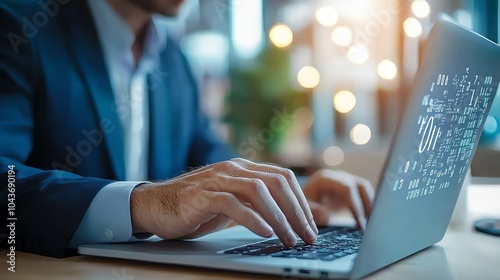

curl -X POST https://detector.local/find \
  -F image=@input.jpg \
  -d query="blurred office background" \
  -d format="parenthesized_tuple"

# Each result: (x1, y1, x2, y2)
(163, 0, 499, 183)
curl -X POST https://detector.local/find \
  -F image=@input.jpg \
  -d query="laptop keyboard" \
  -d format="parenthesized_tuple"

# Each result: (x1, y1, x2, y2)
(223, 226, 363, 261)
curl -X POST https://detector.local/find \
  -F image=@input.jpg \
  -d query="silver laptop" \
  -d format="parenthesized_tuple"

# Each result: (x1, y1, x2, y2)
(79, 15, 500, 279)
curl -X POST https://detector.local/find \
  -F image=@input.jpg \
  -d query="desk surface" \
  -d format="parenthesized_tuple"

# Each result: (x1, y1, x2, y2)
(2, 185, 500, 280)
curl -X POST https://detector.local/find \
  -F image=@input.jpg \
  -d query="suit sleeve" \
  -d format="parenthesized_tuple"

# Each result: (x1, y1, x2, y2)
(0, 4, 114, 258)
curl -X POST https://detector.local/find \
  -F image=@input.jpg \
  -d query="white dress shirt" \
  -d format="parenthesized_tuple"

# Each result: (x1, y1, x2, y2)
(69, 0, 168, 248)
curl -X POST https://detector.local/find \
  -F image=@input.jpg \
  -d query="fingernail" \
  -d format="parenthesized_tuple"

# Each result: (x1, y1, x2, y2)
(286, 229, 297, 247)
(305, 225, 316, 242)
(262, 226, 274, 238)
(263, 231, 274, 238)
(311, 221, 318, 235)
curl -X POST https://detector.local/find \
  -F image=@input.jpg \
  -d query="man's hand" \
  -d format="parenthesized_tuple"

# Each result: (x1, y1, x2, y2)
(302, 169, 375, 228)
(130, 158, 318, 247)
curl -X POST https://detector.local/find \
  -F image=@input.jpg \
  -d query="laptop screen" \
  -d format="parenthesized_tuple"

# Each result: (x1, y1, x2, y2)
(388, 68, 498, 200)
(382, 19, 499, 203)
(352, 16, 500, 279)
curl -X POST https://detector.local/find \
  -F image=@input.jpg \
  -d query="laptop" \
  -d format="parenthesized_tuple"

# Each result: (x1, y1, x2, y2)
(79, 15, 500, 279)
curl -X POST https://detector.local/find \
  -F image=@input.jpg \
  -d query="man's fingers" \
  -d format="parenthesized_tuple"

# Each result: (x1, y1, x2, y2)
(347, 185, 367, 229)
(231, 158, 318, 235)
(207, 191, 274, 238)
(215, 177, 301, 247)
(228, 168, 316, 244)
(204, 159, 315, 245)
(319, 179, 366, 229)
(329, 176, 367, 229)
(311, 170, 368, 229)
(176, 160, 371, 241)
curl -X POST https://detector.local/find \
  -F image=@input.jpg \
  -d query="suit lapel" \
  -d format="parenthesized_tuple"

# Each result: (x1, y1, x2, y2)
(61, 1, 126, 180)
(148, 57, 174, 180)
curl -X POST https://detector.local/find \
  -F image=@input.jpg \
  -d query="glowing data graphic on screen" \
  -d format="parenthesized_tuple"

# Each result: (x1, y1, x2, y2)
(388, 67, 497, 200)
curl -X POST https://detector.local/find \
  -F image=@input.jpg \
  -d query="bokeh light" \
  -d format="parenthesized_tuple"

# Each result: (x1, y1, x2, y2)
(412, 0, 430, 18)
(315, 6, 338, 27)
(350, 124, 372, 145)
(297, 66, 320, 89)
(323, 146, 345, 167)
(333, 90, 356, 113)
(331, 26, 352, 47)
(347, 45, 369, 64)
(269, 24, 293, 48)
(404, 17, 422, 38)
(377, 60, 398, 80)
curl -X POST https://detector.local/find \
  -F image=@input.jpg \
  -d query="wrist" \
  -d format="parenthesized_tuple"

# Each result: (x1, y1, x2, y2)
(130, 183, 153, 234)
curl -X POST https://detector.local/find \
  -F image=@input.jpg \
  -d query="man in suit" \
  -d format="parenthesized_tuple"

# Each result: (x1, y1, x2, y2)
(0, 0, 374, 257)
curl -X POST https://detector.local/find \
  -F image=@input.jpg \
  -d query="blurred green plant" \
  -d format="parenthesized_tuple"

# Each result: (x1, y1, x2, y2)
(224, 46, 309, 161)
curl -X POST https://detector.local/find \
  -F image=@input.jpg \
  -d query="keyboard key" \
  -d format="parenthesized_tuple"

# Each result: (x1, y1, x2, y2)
(260, 239, 280, 244)
(317, 248, 342, 254)
(242, 246, 286, 256)
(248, 243, 273, 248)
(223, 227, 364, 259)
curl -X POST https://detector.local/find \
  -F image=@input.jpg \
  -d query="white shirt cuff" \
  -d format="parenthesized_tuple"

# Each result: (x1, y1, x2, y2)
(68, 181, 149, 249)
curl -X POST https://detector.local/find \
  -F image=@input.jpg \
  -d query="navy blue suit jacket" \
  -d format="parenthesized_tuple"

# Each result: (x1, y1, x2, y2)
(0, 0, 234, 257)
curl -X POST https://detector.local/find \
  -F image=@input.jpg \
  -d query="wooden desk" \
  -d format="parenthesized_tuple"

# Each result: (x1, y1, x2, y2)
(2, 185, 500, 280)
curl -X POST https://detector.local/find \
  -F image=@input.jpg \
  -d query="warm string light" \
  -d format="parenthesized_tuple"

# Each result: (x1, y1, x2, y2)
(334, 90, 356, 113)
(412, 0, 430, 18)
(272, 6, 400, 150)
(315, 6, 338, 27)
(404, 17, 422, 38)
(297, 66, 320, 89)
(269, 24, 293, 48)
(378, 60, 398, 80)
(350, 124, 372, 145)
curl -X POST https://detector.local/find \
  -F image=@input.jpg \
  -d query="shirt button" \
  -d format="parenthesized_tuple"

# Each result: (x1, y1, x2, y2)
(104, 229, 114, 241)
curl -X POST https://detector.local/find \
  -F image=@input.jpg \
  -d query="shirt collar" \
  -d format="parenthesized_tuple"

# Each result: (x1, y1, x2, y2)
(87, 0, 168, 70)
